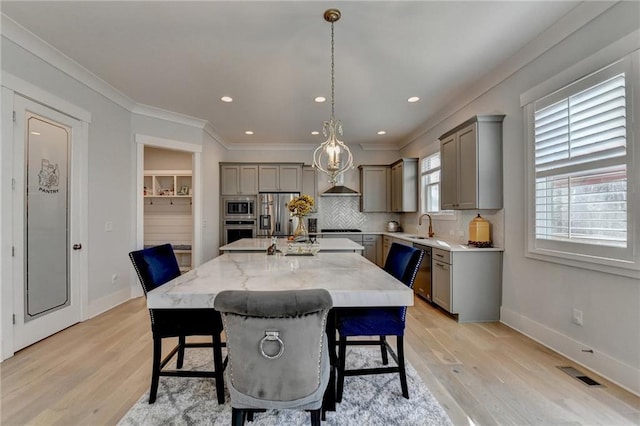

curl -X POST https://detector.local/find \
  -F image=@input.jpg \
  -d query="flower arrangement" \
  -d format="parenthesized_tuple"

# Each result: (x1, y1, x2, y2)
(287, 194, 315, 217)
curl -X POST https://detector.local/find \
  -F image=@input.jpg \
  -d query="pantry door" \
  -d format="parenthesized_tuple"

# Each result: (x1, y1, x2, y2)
(12, 95, 85, 350)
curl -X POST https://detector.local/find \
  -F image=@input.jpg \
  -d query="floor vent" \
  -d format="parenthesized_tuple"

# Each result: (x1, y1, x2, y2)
(557, 366, 604, 387)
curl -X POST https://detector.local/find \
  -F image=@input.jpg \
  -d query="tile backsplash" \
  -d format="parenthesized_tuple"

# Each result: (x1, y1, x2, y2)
(308, 196, 504, 247)
(310, 196, 399, 231)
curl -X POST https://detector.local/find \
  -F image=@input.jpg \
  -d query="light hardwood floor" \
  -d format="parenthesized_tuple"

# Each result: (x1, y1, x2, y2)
(1, 296, 638, 425)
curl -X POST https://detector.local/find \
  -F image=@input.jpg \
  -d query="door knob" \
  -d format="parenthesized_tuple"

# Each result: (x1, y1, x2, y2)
(73, 243, 82, 250)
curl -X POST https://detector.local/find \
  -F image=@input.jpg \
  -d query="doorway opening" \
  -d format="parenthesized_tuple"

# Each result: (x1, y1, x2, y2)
(143, 147, 194, 272)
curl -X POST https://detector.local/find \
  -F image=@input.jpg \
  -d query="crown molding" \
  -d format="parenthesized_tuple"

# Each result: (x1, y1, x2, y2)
(359, 142, 399, 151)
(2, 13, 215, 138)
(399, 1, 618, 149)
(1, 14, 136, 112)
(223, 143, 318, 151)
(131, 103, 207, 129)
(202, 121, 230, 149)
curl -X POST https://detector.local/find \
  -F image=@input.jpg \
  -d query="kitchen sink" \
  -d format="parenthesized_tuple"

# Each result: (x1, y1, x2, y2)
(408, 235, 430, 240)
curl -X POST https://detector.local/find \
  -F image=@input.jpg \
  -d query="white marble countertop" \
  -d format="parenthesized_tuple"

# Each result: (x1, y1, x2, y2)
(318, 231, 504, 252)
(147, 252, 413, 309)
(220, 237, 364, 252)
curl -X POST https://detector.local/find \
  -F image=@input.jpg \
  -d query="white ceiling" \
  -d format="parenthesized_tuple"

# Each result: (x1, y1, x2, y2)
(1, 1, 581, 148)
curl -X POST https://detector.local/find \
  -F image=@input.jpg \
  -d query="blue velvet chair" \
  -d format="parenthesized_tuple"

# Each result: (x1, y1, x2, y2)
(335, 243, 424, 401)
(129, 243, 226, 404)
(214, 289, 333, 426)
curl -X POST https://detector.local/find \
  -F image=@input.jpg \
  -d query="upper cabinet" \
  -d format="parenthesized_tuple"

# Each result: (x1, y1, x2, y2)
(440, 115, 504, 210)
(358, 159, 417, 213)
(302, 165, 318, 212)
(390, 158, 418, 212)
(220, 164, 259, 195)
(359, 165, 390, 212)
(258, 164, 302, 192)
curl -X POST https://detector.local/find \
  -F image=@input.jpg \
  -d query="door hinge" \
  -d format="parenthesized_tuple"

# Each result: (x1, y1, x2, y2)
(12, 246, 15, 257)
(12, 178, 16, 190)
(13, 111, 16, 122)
(12, 314, 16, 325)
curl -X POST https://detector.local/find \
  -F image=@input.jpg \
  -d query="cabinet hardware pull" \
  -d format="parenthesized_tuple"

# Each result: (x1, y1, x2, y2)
(435, 262, 444, 267)
(435, 253, 444, 257)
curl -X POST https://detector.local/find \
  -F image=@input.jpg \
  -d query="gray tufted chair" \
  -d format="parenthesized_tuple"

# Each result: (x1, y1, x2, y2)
(214, 289, 333, 426)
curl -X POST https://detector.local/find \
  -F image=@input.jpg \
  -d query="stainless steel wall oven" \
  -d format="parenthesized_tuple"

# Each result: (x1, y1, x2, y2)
(222, 196, 257, 244)
(223, 220, 257, 245)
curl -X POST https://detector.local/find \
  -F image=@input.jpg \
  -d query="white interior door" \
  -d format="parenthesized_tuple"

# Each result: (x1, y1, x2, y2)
(12, 95, 83, 350)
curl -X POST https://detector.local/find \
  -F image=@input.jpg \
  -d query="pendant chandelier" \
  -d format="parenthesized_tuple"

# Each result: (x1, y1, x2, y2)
(312, 8, 354, 185)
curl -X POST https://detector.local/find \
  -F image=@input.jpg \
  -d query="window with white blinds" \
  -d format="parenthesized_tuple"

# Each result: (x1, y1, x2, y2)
(525, 52, 638, 273)
(534, 71, 627, 248)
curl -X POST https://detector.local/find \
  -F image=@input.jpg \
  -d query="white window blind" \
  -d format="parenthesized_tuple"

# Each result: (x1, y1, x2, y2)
(533, 72, 627, 248)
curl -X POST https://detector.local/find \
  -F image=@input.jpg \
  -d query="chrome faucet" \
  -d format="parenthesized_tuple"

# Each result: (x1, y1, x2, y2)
(418, 213, 435, 238)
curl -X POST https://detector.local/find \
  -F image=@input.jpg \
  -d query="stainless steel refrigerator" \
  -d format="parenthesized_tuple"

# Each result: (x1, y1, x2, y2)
(257, 193, 299, 237)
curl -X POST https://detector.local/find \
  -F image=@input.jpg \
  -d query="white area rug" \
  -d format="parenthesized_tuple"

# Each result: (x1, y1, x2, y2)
(118, 347, 452, 425)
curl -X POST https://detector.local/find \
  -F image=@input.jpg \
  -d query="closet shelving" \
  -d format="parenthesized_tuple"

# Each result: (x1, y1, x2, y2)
(144, 170, 192, 198)
(144, 170, 193, 272)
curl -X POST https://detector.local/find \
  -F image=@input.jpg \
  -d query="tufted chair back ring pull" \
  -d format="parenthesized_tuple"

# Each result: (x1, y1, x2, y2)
(260, 330, 285, 359)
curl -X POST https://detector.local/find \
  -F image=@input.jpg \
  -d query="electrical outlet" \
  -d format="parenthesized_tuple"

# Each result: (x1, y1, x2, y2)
(111, 273, 118, 284)
(572, 308, 583, 326)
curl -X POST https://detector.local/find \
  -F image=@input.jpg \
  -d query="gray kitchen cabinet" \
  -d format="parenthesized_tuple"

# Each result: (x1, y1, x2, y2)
(440, 115, 504, 210)
(302, 165, 318, 212)
(382, 235, 413, 266)
(220, 164, 258, 195)
(258, 164, 302, 192)
(359, 165, 390, 212)
(431, 247, 502, 322)
(432, 249, 452, 311)
(323, 234, 363, 254)
(362, 234, 381, 265)
(390, 158, 418, 212)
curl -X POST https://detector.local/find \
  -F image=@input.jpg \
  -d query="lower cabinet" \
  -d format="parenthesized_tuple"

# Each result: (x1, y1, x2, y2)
(432, 249, 451, 311)
(431, 248, 502, 322)
(382, 235, 413, 267)
(322, 234, 381, 265)
(362, 234, 381, 266)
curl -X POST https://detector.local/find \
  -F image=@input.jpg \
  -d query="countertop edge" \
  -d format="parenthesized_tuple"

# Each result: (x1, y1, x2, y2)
(316, 231, 504, 252)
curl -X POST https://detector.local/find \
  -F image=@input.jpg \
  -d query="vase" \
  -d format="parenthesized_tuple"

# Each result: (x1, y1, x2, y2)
(293, 216, 308, 239)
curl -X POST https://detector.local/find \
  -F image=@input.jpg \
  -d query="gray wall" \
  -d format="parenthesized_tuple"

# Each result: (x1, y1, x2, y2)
(400, 2, 639, 394)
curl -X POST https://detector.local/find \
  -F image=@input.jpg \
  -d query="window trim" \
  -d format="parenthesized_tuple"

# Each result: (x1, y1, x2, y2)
(420, 151, 456, 220)
(524, 51, 639, 279)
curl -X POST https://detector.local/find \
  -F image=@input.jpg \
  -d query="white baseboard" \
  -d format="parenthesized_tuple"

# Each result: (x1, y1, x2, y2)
(500, 306, 640, 397)
(86, 286, 134, 319)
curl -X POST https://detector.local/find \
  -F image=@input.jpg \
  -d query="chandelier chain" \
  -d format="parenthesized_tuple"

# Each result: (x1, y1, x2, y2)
(330, 21, 335, 120)
(313, 8, 353, 185)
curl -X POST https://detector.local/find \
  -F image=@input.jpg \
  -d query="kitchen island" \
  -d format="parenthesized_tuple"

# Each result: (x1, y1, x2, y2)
(147, 252, 410, 309)
(220, 237, 364, 253)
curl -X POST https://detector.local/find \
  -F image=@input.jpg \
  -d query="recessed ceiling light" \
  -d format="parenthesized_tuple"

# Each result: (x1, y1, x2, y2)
(221, 96, 233, 103)
(377, 130, 386, 135)
(314, 96, 326, 103)
(311, 131, 320, 135)
(30, 131, 41, 135)
(407, 96, 420, 103)
(245, 131, 254, 135)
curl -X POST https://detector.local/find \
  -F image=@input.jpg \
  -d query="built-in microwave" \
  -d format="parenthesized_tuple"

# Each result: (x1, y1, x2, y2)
(223, 196, 256, 219)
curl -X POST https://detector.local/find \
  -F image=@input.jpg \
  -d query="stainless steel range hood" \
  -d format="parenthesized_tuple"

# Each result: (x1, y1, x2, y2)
(321, 185, 361, 196)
